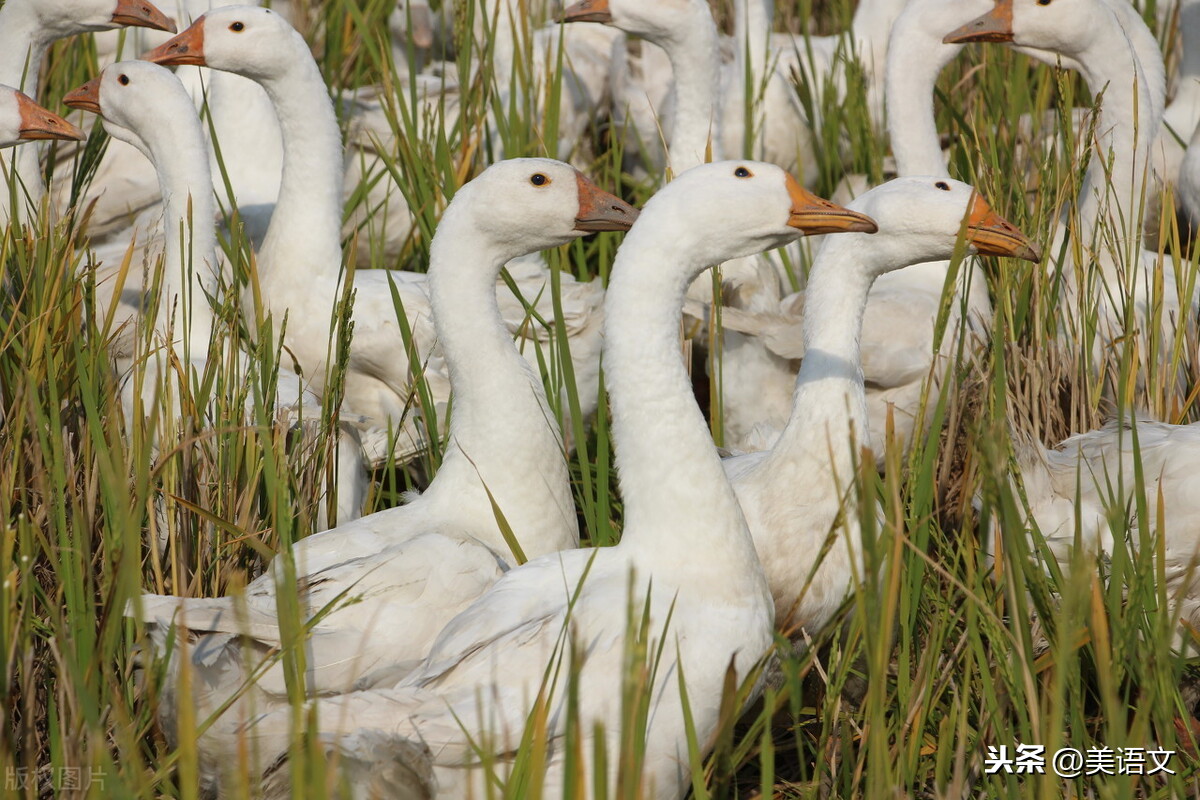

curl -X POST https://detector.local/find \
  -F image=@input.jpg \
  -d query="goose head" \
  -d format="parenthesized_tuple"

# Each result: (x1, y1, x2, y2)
(448, 159, 638, 261)
(632, 161, 878, 267)
(561, 0, 709, 43)
(62, 61, 193, 160)
(17, 0, 176, 37)
(943, 0, 1091, 56)
(833, 177, 1040, 272)
(142, 5, 302, 80)
(0, 86, 84, 147)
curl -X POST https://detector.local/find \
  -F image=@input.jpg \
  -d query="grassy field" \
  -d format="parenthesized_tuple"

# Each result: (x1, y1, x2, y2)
(3, 0, 1200, 796)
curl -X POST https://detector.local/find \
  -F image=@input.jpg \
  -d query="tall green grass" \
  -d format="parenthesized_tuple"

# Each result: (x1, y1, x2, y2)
(3, 0, 1200, 796)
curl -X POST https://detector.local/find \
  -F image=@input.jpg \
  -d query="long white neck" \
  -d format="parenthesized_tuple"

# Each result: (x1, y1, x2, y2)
(850, 0, 910, 127)
(205, 67, 284, 209)
(138, 106, 220, 358)
(763, 233, 874, 479)
(0, 1, 54, 225)
(885, 4, 964, 178)
(603, 220, 757, 571)
(728, 0, 771, 159)
(1070, 4, 1164, 246)
(659, 6, 723, 175)
(422, 202, 579, 559)
(255, 47, 345, 288)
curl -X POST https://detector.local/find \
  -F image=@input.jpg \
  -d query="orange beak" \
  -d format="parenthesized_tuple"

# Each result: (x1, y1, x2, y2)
(111, 0, 177, 33)
(574, 171, 639, 232)
(943, 0, 1014, 44)
(16, 91, 86, 141)
(785, 174, 878, 235)
(142, 17, 206, 66)
(560, 0, 612, 24)
(964, 193, 1041, 262)
(62, 76, 104, 115)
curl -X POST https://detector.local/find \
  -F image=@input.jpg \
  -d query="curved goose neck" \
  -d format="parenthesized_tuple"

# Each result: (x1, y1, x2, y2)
(0, 0, 54, 225)
(206, 68, 283, 209)
(603, 220, 755, 566)
(423, 198, 577, 557)
(850, 0, 910, 124)
(764, 233, 874, 476)
(135, 101, 221, 356)
(1069, 5, 1163, 243)
(255, 44, 345, 287)
(885, 3, 962, 178)
(658, 5, 723, 174)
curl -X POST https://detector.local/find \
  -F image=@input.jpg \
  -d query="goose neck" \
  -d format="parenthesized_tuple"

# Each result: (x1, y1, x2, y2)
(660, 7, 723, 174)
(885, 9, 961, 178)
(0, 2, 52, 94)
(767, 234, 874, 470)
(603, 224, 757, 568)
(1070, 8, 1162, 241)
(0, 1, 52, 225)
(256, 57, 345, 284)
(424, 206, 577, 558)
(141, 109, 221, 355)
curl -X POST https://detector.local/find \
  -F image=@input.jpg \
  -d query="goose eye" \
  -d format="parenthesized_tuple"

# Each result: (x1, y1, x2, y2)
(530, 173, 549, 187)
(734, 166, 753, 178)
(230, 21, 245, 31)
(1037, 0, 1051, 5)
(935, 181, 950, 191)
(118, 74, 130, 85)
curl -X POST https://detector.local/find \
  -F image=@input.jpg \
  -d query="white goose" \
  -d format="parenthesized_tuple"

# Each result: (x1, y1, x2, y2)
(191, 160, 874, 800)
(0, 86, 85, 148)
(129, 159, 635, 785)
(0, 0, 174, 230)
(724, 177, 1038, 636)
(146, 7, 613, 468)
(64, 62, 367, 529)
(1008, 417, 1200, 650)
(945, 0, 1190, 383)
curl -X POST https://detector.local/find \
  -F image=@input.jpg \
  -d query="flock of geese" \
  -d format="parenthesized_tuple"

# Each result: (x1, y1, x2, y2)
(3, 0, 1200, 795)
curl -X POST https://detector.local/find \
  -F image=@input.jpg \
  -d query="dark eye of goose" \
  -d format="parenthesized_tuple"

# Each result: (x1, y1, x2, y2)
(118, 74, 130, 85)
(734, 166, 753, 178)
(530, 173, 549, 187)
(1037, 0, 1051, 5)
(935, 181, 950, 191)
(230, 21, 245, 31)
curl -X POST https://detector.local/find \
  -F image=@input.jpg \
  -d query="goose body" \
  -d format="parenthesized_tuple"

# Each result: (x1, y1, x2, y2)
(189, 160, 874, 800)
(129, 159, 636, 789)
(1006, 418, 1200, 649)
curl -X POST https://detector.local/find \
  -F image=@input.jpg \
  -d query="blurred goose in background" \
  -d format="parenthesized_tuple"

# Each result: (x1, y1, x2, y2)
(146, 6, 610, 468)
(129, 161, 635, 790)
(190, 161, 872, 800)
(723, 177, 1037, 638)
(64, 61, 367, 530)
(0, 0, 174, 229)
